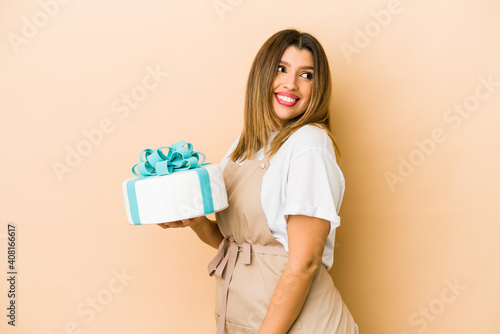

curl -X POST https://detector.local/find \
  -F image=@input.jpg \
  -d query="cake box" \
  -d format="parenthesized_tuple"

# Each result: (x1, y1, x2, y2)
(122, 141, 228, 225)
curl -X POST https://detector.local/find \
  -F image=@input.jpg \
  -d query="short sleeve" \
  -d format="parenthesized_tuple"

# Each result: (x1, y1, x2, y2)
(219, 135, 240, 170)
(283, 149, 345, 231)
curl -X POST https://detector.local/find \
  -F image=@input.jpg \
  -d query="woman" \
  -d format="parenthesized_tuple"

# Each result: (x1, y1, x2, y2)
(160, 29, 359, 334)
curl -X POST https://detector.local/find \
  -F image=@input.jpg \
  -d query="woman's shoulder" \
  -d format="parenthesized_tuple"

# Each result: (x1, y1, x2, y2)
(286, 124, 335, 157)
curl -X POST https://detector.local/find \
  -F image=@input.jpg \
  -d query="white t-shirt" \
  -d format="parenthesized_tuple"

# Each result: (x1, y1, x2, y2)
(219, 124, 345, 270)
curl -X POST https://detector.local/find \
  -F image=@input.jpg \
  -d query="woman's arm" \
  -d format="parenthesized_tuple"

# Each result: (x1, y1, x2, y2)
(158, 216, 224, 249)
(258, 214, 330, 334)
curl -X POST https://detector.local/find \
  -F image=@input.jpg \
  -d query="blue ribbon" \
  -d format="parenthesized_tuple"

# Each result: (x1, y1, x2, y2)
(131, 140, 207, 177)
(126, 140, 213, 225)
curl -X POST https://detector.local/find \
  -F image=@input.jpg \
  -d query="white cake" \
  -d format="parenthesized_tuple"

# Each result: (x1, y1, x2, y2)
(122, 164, 228, 225)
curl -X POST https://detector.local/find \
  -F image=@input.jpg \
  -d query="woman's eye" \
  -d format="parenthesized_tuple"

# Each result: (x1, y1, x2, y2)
(277, 65, 286, 73)
(300, 72, 313, 80)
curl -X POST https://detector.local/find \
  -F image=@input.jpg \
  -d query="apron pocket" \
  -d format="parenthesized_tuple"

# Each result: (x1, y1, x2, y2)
(214, 313, 302, 332)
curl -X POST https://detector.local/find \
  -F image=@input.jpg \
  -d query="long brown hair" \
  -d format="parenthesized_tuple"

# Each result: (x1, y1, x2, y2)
(230, 29, 341, 162)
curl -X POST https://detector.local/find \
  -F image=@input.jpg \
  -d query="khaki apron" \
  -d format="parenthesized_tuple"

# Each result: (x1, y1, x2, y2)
(208, 159, 359, 333)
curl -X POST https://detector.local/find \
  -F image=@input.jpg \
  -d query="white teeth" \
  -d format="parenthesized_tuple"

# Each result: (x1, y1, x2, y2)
(277, 94, 297, 103)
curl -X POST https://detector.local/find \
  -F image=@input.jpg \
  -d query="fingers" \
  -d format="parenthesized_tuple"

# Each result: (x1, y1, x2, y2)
(158, 217, 206, 229)
(158, 220, 187, 228)
(167, 221, 186, 228)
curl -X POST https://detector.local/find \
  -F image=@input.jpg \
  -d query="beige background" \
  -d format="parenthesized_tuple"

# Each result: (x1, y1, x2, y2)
(1, 0, 500, 333)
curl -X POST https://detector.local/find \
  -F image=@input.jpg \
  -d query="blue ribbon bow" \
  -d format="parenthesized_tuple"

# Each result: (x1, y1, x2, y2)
(132, 140, 208, 177)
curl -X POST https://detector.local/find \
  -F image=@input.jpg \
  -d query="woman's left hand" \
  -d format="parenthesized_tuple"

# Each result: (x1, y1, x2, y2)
(258, 215, 330, 334)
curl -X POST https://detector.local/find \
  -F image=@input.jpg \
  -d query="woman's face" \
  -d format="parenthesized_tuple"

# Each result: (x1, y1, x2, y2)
(271, 46, 314, 127)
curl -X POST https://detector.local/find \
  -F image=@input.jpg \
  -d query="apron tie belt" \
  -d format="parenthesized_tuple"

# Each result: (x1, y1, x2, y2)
(207, 235, 288, 334)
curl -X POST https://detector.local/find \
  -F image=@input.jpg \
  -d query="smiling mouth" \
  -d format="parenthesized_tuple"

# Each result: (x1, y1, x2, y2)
(274, 93, 300, 106)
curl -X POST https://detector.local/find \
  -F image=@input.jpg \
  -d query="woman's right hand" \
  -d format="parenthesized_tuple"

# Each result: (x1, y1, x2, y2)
(157, 215, 223, 249)
(157, 216, 207, 230)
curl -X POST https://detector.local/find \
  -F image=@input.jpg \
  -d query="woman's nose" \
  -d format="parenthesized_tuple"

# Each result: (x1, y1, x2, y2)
(282, 74, 298, 91)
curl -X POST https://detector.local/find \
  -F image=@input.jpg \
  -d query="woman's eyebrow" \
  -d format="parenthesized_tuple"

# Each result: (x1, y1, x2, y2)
(279, 60, 314, 71)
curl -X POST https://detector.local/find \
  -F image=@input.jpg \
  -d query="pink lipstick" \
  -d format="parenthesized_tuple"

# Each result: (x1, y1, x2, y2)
(274, 92, 300, 107)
